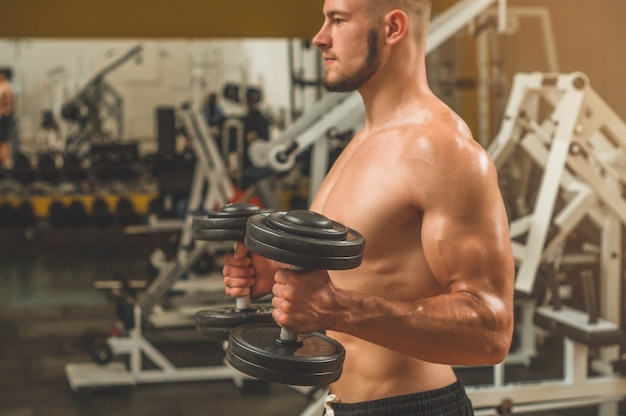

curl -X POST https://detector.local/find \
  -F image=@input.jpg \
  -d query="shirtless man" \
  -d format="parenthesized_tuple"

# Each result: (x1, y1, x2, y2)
(0, 69, 14, 168)
(223, 0, 515, 414)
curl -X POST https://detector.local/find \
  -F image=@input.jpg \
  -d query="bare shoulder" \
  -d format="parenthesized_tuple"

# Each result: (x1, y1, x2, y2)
(393, 104, 496, 202)
(406, 103, 483, 165)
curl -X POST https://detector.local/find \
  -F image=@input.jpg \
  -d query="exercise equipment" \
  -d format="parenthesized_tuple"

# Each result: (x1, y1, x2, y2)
(226, 210, 365, 386)
(62, 152, 87, 183)
(92, 197, 114, 229)
(48, 199, 67, 227)
(83, 328, 114, 365)
(16, 200, 37, 228)
(12, 153, 35, 184)
(38, 153, 61, 183)
(67, 200, 89, 227)
(61, 44, 142, 156)
(461, 72, 626, 415)
(65, 103, 243, 392)
(116, 196, 138, 226)
(0, 202, 18, 228)
(193, 202, 274, 340)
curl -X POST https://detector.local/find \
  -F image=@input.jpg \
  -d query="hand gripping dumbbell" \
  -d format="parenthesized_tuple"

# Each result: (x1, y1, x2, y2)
(226, 210, 365, 386)
(192, 202, 275, 340)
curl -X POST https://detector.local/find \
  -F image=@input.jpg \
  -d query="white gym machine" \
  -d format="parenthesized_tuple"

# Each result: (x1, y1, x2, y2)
(465, 71, 626, 415)
(65, 105, 244, 391)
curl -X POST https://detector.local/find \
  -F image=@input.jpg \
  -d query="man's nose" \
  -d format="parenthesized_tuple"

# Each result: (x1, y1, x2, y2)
(312, 25, 329, 49)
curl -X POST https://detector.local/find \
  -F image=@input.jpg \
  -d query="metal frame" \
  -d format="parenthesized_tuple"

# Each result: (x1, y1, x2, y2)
(64, 106, 238, 390)
(468, 71, 626, 415)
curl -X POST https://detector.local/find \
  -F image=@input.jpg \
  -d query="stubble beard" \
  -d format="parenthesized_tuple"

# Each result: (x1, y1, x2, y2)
(323, 29, 380, 93)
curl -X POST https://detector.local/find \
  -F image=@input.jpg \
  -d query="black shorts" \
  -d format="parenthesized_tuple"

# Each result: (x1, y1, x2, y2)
(0, 115, 13, 143)
(324, 381, 474, 416)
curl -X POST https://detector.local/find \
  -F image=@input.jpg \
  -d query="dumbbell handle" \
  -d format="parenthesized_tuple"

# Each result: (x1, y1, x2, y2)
(278, 265, 305, 343)
(234, 241, 252, 310)
(236, 295, 252, 310)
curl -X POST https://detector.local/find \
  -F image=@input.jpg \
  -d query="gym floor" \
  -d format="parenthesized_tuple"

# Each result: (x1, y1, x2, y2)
(0, 227, 617, 416)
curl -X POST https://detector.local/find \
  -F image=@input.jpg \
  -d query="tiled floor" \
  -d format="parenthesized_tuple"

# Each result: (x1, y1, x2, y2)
(0, 227, 621, 415)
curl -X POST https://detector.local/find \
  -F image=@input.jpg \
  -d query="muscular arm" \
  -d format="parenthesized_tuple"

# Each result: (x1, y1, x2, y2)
(329, 140, 514, 366)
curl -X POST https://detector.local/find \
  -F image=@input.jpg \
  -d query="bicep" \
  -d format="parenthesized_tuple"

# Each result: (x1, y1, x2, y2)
(418, 172, 514, 300)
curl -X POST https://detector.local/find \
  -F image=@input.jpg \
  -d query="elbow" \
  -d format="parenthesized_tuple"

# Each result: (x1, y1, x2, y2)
(479, 294, 514, 364)
(483, 330, 513, 364)
(471, 304, 515, 365)
(462, 327, 511, 366)
(479, 312, 514, 364)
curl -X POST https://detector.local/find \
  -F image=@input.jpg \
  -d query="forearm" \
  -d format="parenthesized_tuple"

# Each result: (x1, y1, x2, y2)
(329, 288, 513, 366)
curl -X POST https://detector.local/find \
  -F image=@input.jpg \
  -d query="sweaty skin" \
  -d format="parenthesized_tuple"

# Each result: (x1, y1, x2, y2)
(223, 0, 514, 404)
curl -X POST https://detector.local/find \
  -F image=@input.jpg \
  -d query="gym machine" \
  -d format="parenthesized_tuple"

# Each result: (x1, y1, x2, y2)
(65, 104, 242, 391)
(463, 72, 626, 415)
(61, 44, 143, 157)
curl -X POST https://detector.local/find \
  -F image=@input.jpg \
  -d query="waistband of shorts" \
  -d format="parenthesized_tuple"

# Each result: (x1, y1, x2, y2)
(329, 380, 471, 415)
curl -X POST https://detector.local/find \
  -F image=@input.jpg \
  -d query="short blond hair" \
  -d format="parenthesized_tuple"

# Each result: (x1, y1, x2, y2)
(367, 0, 431, 42)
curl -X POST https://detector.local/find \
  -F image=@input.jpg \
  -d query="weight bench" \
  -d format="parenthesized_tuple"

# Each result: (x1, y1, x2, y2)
(534, 305, 623, 348)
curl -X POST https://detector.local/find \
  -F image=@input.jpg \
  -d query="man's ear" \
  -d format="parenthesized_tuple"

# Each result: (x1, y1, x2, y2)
(385, 10, 409, 44)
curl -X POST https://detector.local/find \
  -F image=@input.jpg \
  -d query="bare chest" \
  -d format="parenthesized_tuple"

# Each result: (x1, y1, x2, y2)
(312, 141, 442, 300)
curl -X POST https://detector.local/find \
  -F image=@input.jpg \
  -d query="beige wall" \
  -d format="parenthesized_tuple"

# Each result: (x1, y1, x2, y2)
(505, 0, 626, 116)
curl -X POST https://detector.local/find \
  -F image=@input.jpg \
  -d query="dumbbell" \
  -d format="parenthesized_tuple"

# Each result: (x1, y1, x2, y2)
(192, 202, 275, 340)
(226, 209, 365, 386)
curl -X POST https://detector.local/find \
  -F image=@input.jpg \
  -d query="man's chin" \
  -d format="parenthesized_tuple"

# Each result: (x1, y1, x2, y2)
(323, 80, 355, 93)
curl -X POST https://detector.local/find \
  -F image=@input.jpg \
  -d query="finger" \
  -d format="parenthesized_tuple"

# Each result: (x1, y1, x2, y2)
(274, 268, 289, 285)
(226, 286, 250, 298)
(271, 299, 297, 333)
(232, 243, 249, 259)
(272, 280, 285, 299)
(271, 298, 287, 325)
(222, 263, 254, 280)
(271, 308, 283, 327)
(224, 250, 251, 267)
(224, 274, 255, 289)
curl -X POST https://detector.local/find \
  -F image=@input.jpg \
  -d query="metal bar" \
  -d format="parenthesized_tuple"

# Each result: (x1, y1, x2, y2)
(427, 0, 497, 54)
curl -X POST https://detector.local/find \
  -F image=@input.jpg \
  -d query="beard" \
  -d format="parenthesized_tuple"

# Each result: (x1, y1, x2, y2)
(323, 29, 380, 93)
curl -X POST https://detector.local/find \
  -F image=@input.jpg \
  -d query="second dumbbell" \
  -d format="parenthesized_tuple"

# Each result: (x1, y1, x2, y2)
(192, 202, 275, 340)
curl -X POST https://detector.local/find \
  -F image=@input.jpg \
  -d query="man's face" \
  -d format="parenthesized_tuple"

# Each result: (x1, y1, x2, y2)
(323, 29, 380, 92)
(313, 0, 382, 92)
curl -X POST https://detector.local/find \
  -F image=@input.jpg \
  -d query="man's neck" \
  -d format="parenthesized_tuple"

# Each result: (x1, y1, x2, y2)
(359, 61, 429, 132)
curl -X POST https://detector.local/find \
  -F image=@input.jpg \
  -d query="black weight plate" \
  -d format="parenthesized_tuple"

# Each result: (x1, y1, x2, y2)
(216, 202, 266, 217)
(90, 338, 113, 365)
(268, 210, 348, 240)
(195, 306, 275, 340)
(192, 216, 249, 231)
(192, 202, 271, 241)
(245, 212, 365, 261)
(193, 228, 247, 241)
(245, 234, 363, 270)
(227, 323, 344, 386)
